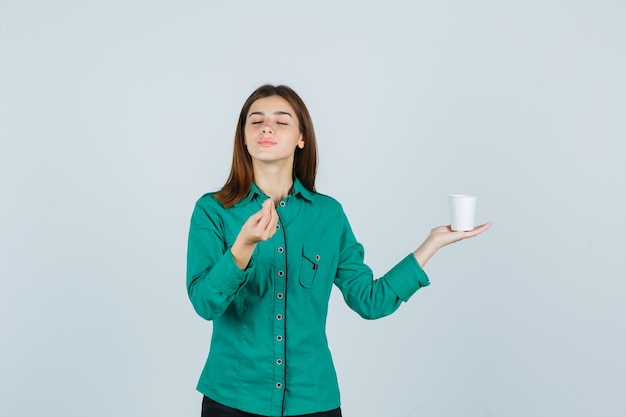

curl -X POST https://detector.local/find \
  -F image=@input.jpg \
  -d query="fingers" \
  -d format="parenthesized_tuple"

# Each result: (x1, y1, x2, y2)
(244, 199, 279, 243)
(268, 201, 279, 231)
(257, 198, 274, 230)
(464, 222, 493, 237)
(260, 199, 279, 235)
(429, 221, 492, 248)
(437, 222, 492, 235)
(455, 221, 492, 241)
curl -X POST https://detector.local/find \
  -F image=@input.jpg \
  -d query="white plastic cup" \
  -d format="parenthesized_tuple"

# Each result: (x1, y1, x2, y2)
(448, 194, 477, 231)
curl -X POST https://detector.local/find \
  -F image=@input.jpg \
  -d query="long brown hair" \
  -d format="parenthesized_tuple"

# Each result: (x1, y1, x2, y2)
(214, 84, 318, 208)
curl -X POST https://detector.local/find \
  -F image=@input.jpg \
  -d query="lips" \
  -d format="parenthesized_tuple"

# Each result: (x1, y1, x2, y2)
(258, 139, 276, 146)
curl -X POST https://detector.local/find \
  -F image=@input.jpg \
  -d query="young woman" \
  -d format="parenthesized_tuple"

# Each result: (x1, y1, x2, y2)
(186, 84, 491, 417)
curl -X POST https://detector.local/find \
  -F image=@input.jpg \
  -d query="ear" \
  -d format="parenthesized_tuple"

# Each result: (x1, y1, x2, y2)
(297, 135, 305, 149)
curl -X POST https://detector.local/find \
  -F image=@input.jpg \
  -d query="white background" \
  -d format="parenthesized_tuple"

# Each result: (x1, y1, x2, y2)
(1, 1, 625, 416)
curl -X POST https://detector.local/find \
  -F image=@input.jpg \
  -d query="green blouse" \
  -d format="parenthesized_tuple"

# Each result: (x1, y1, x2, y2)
(186, 178, 430, 416)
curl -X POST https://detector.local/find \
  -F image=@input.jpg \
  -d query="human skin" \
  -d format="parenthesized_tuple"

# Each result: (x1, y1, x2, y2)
(229, 95, 492, 270)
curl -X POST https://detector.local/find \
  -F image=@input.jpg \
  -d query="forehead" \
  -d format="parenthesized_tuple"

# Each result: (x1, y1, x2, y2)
(248, 95, 296, 115)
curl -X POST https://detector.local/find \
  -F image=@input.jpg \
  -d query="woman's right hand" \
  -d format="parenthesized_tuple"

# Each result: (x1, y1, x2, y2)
(231, 198, 278, 269)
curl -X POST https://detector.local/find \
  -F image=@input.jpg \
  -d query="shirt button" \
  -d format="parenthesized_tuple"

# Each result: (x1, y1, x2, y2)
(277, 247, 284, 253)
(279, 201, 286, 207)
(276, 359, 283, 365)
(276, 382, 283, 389)
(276, 293, 284, 299)
(276, 224, 281, 230)
(277, 270, 284, 277)
(315, 255, 321, 261)
(276, 314, 283, 320)
(276, 335, 283, 342)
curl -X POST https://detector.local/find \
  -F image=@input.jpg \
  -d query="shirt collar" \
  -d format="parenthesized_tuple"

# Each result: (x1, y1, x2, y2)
(292, 177, 314, 202)
(234, 177, 314, 207)
(234, 182, 263, 207)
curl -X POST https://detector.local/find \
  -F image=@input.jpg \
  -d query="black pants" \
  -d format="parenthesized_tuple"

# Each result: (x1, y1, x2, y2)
(202, 396, 342, 417)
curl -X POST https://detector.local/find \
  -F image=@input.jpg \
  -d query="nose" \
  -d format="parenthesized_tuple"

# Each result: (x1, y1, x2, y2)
(262, 123, 273, 134)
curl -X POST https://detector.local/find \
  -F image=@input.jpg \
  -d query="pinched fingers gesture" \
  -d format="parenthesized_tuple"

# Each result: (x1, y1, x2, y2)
(241, 198, 279, 244)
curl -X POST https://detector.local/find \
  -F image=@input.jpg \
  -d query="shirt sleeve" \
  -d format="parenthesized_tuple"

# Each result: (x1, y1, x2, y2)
(333, 208, 430, 320)
(186, 198, 255, 320)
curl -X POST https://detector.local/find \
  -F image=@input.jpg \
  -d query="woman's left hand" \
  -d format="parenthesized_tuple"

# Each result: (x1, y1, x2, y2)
(428, 222, 493, 248)
(413, 222, 492, 268)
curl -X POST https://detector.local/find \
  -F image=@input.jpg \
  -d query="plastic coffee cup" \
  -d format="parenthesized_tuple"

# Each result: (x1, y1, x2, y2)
(448, 194, 477, 231)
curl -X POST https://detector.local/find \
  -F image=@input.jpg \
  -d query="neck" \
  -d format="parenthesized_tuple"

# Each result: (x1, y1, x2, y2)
(253, 161, 294, 203)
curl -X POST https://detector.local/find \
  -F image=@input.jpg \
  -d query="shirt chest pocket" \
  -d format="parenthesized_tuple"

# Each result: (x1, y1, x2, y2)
(299, 244, 334, 288)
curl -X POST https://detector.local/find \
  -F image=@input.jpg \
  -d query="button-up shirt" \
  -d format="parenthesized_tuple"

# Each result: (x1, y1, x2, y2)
(186, 178, 430, 416)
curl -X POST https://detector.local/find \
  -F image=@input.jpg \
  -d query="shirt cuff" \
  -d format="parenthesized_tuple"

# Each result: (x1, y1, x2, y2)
(384, 253, 430, 302)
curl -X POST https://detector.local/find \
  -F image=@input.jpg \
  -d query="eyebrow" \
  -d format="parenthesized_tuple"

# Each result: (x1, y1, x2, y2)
(248, 111, 293, 118)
